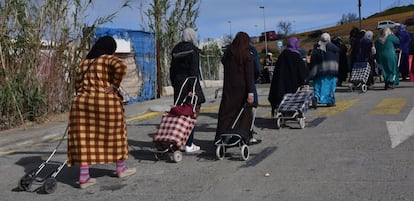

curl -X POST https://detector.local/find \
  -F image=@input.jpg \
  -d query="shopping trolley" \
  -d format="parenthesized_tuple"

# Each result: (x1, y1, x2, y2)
(18, 126, 68, 194)
(273, 85, 313, 129)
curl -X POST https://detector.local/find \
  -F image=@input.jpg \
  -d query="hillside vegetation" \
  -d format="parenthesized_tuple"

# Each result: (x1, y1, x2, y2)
(254, 5, 414, 56)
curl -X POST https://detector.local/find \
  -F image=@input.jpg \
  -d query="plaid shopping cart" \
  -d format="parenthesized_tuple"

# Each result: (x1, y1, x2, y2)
(349, 62, 371, 92)
(274, 86, 313, 129)
(152, 77, 198, 162)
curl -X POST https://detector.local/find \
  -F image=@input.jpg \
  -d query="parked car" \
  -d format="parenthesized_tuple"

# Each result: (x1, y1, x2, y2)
(377, 20, 401, 29)
(405, 17, 414, 26)
(259, 31, 278, 41)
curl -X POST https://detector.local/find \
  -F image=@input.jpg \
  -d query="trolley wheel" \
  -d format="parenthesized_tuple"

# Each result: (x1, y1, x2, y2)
(172, 150, 182, 162)
(240, 144, 249, 161)
(361, 84, 368, 92)
(18, 173, 34, 191)
(299, 118, 305, 129)
(42, 178, 57, 194)
(275, 118, 281, 129)
(215, 145, 225, 160)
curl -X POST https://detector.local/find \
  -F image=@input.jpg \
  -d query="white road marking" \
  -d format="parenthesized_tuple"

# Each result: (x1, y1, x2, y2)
(387, 107, 414, 148)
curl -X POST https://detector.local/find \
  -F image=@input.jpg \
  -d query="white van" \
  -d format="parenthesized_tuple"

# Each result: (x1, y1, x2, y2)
(377, 20, 401, 29)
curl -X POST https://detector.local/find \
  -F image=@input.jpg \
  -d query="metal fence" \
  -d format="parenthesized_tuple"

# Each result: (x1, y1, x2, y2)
(199, 54, 222, 80)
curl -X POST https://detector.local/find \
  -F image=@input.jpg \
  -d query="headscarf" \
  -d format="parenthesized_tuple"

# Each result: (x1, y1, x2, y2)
(332, 36, 342, 45)
(359, 29, 366, 38)
(230, 32, 250, 65)
(286, 37, 300, 54)
(86, 36, 117, 59)
(182, 27, 198, 47)
(378, 27, 392, 44)
(398, 25, 407, 32)
(350, 27, 360, 37)
(318, 32, 331, 52)
(364, 31, 373, 41)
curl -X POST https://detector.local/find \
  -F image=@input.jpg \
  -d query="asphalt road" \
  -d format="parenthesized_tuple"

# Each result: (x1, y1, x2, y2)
(1, 81, 414, 201)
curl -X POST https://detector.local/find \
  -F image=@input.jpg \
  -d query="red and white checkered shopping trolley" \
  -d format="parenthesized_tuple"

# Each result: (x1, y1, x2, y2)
(152, 77, 198, 162)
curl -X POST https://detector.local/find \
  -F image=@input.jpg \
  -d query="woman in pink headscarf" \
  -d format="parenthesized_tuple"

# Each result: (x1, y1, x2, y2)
(268, 37, 309, 115)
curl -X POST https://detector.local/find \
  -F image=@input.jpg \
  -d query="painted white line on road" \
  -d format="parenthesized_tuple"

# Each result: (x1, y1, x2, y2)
(387, 107, 414, 148)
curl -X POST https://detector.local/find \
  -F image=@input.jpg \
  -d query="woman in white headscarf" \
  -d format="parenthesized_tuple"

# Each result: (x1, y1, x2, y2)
(357, 30, 376, 86)
(375, 27, 400, 89)
(170, 27, 206, 152)
(308, 32, 340, 107)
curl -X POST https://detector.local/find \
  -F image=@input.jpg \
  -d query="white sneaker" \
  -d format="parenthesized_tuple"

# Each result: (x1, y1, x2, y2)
(185, 144, 200, 152)
(249, 137, 258, 143)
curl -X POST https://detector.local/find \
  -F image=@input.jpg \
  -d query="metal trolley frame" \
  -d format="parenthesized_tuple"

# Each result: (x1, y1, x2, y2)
(273, 85, 313, 129)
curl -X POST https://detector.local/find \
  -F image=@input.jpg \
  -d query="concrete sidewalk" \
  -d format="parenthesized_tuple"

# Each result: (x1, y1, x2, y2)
(0, 81, 223, 154)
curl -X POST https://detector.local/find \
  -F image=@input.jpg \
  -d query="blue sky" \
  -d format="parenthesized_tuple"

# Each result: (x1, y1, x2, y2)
(87, 0, 413, 41)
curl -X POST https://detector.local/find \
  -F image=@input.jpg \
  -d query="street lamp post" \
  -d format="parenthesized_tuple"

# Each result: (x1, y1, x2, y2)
(228, 20, 232, 37)
(259, 6, 268, 56)
(379, 0, 381, 12)
(254, 24, 258, 36)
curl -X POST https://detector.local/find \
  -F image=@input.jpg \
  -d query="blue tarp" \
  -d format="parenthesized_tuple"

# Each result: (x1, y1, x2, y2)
(95, 27, 156, 104)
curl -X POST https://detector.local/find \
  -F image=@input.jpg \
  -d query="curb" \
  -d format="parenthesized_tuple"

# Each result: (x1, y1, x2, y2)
(0, 84, 224, 155)
(0, 122, 67, 154)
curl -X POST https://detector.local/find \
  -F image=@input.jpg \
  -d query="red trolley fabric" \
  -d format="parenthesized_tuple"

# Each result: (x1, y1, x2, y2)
(153, 113, 196, 150)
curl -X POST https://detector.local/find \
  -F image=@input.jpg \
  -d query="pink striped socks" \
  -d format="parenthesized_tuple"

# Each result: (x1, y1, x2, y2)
(116, 160, 126, 175)
(79, 165, 90, 184)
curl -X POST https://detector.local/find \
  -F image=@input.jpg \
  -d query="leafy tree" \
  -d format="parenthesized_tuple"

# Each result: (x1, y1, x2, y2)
(142, 0, 201, 91)
(200, 40, 222, 80)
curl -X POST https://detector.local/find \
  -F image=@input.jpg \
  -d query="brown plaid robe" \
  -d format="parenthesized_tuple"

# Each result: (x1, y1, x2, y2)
(67, 54, 128, 167)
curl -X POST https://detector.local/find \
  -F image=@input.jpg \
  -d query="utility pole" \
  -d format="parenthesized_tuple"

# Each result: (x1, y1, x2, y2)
(259, 6, 268, 56)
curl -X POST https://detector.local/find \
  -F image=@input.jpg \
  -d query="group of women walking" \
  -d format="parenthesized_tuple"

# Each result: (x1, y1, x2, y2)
(66, 25, 408, 189)
(269, 25, 409, 110)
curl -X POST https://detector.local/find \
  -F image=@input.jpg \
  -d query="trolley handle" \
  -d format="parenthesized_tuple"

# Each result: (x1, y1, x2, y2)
(175, 76, 198, 106)
(297, 85, 310, 92)
(181, 94, 199, 114)
(230, 103, 248, 129)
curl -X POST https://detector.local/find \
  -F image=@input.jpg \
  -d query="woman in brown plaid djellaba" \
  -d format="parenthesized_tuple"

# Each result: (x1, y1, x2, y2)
(67, 36, 136, 189)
